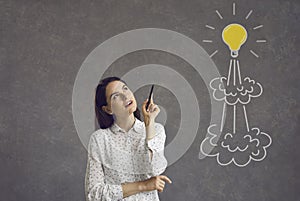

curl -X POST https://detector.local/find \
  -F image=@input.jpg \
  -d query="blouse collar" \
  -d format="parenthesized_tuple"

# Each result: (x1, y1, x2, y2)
(110, 118, 144, 134)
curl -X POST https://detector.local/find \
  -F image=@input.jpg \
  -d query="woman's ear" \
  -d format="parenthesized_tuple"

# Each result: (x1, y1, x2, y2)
(102, 105, 113, 115)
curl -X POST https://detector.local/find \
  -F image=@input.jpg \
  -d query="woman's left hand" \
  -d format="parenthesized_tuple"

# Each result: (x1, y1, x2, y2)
(142, 96, 160, 127)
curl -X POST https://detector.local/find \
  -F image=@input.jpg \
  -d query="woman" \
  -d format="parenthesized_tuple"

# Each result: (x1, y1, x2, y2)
(85, 77, 172, 201)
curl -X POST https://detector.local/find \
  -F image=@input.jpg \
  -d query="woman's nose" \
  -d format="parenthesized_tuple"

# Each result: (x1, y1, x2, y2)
(120, 93, 128, 100)
(122, 90, 131, 99)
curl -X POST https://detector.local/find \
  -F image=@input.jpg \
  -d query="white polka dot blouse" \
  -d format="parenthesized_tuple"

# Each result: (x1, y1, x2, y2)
(85, 118, 168, 201)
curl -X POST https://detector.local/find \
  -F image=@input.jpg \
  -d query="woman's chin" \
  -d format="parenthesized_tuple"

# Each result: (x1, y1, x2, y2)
(127, 105, 137, 115)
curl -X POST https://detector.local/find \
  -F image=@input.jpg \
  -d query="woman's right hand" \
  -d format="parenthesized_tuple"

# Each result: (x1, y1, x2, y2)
(142, 97, 160, 127)
(143, 175, 172, 192)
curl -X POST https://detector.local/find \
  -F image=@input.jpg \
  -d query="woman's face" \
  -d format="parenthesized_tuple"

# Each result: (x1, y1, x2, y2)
(103, 81, 137, 117)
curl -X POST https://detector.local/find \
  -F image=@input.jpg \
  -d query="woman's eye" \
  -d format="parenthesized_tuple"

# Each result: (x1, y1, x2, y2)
(124, 86, 128, 90)
(112, 94, 119, 99)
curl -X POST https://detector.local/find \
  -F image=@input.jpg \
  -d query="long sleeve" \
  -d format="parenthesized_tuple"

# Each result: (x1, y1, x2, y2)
(146, 123, 168, 176)
(85, 134, 123, 201)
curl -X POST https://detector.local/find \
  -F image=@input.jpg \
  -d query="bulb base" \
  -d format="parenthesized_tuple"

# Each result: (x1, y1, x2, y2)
(231, 50, 239, 58)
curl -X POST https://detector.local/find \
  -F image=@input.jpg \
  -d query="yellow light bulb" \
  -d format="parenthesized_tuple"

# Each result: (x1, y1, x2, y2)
(222, 23, 248, 58)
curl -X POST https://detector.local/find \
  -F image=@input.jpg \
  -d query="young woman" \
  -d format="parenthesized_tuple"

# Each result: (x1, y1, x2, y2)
(85, 77, 172, 201)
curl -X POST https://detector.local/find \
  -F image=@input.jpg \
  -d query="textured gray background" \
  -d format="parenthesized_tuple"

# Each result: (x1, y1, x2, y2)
(1, 0, 299, 200)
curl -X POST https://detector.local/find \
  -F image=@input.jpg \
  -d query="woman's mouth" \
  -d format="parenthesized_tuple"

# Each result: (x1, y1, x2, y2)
(125, 100, 133, 107)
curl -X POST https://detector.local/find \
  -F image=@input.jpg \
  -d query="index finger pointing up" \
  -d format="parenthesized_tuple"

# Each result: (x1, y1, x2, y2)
(150, 93, 154, 104)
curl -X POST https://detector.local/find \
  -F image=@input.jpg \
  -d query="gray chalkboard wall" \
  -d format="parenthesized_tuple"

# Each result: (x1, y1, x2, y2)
(1, 0, 299, 200)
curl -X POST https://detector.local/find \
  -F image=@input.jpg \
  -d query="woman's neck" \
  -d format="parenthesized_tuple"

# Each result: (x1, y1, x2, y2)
(115, 113, 135, 132)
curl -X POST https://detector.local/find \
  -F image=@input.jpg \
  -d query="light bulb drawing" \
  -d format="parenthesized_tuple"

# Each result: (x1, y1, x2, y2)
(222, 23, 248, 58)
(200, 3, 272, 167)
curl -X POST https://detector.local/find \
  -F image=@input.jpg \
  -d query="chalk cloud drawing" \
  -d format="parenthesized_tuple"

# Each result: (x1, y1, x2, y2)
(200, 2, 272, 167)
